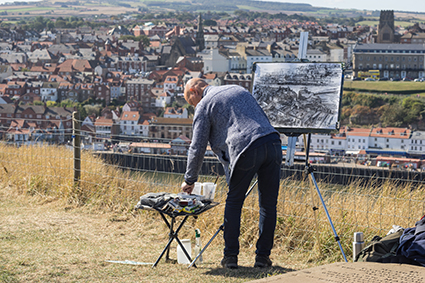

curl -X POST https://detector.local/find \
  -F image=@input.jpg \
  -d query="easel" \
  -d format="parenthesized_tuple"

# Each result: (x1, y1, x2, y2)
(302, 132, 347, 262)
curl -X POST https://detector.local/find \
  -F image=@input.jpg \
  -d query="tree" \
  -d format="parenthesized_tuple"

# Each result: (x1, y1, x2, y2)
(84, 104, 102, 116)
(204, 19, 217, 26)
(340, 106, 352, 121)
(401, 97, 425, 124)
(378, 104, 405, 127)
(135, 35, 150, 47)
(46, 21, 54, 30)
(46, 101, 57, 107)
(119, 35, 135, 41)
(55, 20, 68, 28)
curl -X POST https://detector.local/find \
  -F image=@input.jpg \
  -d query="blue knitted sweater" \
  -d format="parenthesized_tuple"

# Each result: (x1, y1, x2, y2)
(184, 85, 278, 184)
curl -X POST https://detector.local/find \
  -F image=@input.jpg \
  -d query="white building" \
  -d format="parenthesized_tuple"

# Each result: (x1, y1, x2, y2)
(311, 133, 332, 151)
(369, 127, 411, 151)
(140, 120, 149, 137)
(409, 131, 425, 154)
(227, 50, 246, 73)
(309, 127, 417, 156)
(245, 48, 273, 74)
(197, 48, 229, 73)
(306, 49, 327, 62)
(120, 111, 141, 136)
(41, 82, 59, 102)
(155, 91, 172, 108)
(163, 75, 178, 92)
(328, 46, 344, 63)
(204, 34, 220, 49)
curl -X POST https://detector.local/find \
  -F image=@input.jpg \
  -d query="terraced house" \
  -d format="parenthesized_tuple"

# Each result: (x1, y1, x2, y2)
(353, 43, 425, 79)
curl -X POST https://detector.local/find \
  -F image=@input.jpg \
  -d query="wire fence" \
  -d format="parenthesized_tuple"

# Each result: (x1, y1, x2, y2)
(1, 114, 425, 267)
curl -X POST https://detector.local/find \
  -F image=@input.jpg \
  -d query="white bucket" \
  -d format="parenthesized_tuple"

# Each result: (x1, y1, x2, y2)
(202, 182, 216, 201)
(177, 239, 192, 264)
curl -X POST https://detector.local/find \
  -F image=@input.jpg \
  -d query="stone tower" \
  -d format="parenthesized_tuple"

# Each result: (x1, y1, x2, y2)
(195, 13, 205, 51)
(377, 10, 395, 43)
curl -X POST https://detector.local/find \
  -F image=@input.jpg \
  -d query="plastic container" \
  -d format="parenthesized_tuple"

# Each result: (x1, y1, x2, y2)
(192, 182, 202, 195)
(202, 182, 216, 200)
(195, 228, 203, 263)
(177, 239, 192, 264)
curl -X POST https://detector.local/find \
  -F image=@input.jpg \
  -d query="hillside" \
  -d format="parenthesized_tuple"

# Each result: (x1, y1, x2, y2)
(1, 0, 424, 19)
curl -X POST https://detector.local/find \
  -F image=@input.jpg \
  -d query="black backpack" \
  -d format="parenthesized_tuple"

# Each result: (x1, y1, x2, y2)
(354, 229, 404, 262)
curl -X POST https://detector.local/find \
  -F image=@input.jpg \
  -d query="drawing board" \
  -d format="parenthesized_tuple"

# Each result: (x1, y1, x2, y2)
(252, 62, 343, 134)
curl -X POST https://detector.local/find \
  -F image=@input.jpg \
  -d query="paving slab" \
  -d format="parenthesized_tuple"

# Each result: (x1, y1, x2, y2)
(246, 262, 425, 283)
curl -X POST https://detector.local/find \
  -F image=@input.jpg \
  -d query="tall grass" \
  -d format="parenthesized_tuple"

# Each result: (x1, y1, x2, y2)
(1, 142, 425, 265)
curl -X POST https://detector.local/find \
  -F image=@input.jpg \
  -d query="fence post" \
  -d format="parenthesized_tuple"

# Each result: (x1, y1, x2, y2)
(73, 111, 81, 186)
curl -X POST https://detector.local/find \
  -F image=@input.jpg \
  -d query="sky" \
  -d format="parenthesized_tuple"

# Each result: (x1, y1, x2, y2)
(264, 0, 425, 13)
(0, 0, 39, 4)
(0, 0, 424, 13)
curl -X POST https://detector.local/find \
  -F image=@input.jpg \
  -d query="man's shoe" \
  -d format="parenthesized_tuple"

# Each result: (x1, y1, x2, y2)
(254, 255, 272, 268)
(221, 255, 238, 269)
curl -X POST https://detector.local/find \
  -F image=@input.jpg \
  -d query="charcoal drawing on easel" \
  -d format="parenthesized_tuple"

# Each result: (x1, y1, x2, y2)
(252, 62, 343, 134)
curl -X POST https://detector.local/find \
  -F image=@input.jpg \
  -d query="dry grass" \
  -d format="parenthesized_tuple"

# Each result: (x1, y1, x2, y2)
(1, 143, 425, 282)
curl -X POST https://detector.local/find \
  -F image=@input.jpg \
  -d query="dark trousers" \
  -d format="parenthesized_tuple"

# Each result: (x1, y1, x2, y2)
(223, 138, 282, 256)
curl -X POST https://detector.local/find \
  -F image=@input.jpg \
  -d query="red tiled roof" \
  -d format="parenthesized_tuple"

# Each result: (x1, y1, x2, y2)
(370, 127, 411, 139)
(121, 111, 140, 121)
(343, 127, 371, 137)
(95, 117, 113, 126)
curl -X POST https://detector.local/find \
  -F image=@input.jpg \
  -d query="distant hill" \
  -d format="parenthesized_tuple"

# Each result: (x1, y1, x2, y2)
(144, 0, 317, 12)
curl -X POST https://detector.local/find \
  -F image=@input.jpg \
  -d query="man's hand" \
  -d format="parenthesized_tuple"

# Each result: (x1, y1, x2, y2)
(181, 182, 195, 194)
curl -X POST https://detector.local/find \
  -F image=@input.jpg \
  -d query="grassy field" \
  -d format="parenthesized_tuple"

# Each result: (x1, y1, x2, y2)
(1, 144, 425, 282)
(356, 20, 415, 28)
(0, 2, 134, 18)
(344, 80, 425, 94)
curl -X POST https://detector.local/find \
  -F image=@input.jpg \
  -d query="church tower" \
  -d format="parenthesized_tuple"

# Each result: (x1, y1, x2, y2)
(195, 13, 205, 51)
(377, 10, 395, 43)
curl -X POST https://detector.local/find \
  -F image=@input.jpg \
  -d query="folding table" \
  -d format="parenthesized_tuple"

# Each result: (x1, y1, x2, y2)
(136, 194, 219, 268)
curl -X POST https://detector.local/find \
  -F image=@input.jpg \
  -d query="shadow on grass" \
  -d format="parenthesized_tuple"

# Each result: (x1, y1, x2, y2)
(205, 265, 295, 280)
